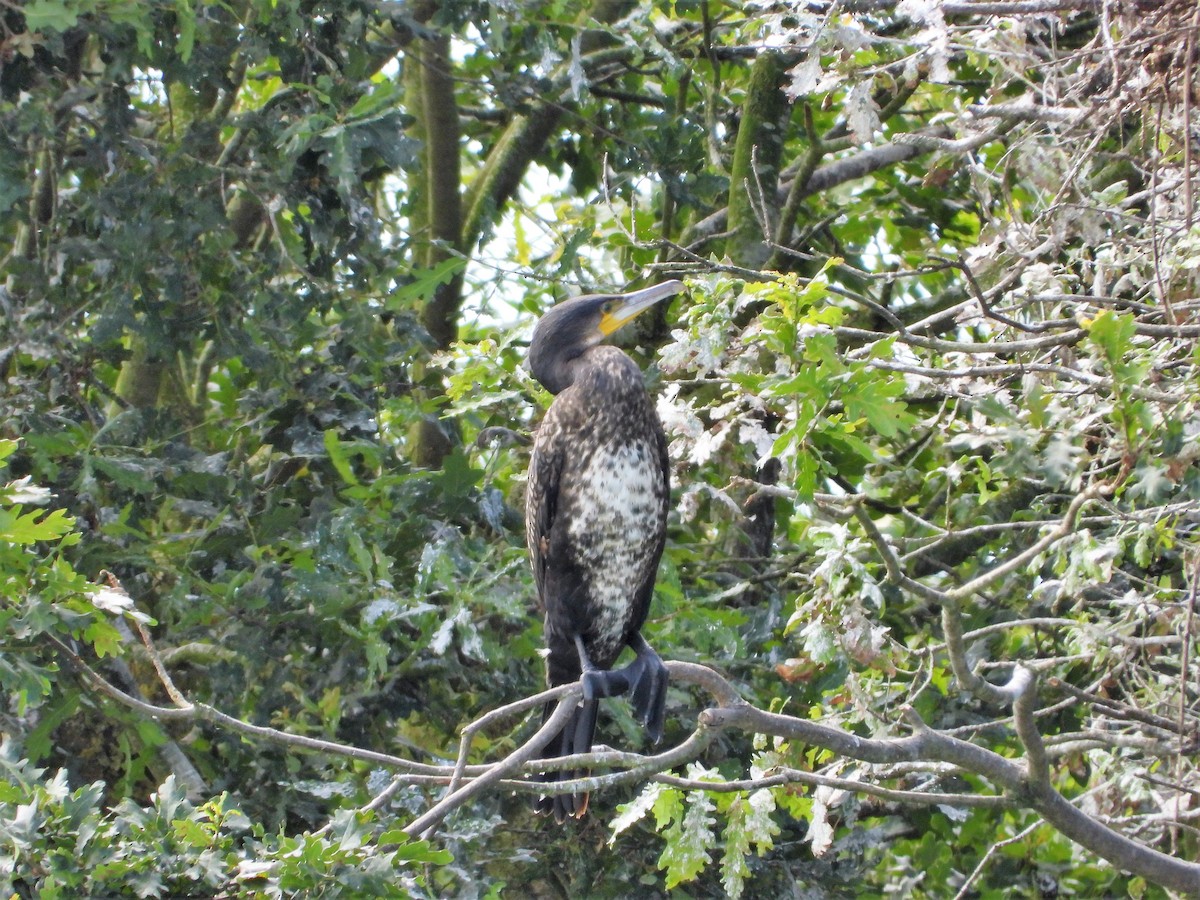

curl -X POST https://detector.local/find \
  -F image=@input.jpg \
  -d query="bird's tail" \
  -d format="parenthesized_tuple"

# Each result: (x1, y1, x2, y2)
(534, 694, 599, 823)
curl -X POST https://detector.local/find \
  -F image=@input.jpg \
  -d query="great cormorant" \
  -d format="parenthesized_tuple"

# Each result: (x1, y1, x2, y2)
(525, 280, 684, 822)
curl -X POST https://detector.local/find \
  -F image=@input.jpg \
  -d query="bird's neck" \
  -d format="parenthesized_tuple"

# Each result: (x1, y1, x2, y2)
(566, 346, 646, 399)
(537, 354, 585, 396)
(531, 339, 586, 395)
(534, 344, 642, 396)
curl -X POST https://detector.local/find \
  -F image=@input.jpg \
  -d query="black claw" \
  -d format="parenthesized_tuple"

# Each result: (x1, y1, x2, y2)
(630, 662, 654, 721)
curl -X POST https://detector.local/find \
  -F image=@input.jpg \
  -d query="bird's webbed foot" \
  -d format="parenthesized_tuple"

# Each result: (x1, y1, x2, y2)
(574, 634, 668, 744)
(625, 634, 668, 744)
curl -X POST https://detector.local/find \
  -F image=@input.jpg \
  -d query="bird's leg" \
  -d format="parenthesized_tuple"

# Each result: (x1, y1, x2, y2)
(576, 635, 627, 700)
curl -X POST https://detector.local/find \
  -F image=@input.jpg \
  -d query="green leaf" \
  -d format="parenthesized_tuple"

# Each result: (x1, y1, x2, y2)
(651, 784, 683, 830)
(794, 449, 820, 501)
(843, 376, 910, 439)
(720, 790, 780, 899)
(798, 618, 838, 662)
(721, 798, 755, 900)
(384, 832, 454, 865)
(385, 258, 467, 311)
(89, 457, 159, 494)
(1085, 310, 1136, 366)
(174, 0, 196, 61)
(802, 331, 842, 371)
(764, 368, 823, 402)
(346, 79, 403, 121)
(0, 507, 74, 544)
(435, 451, 482, 499)
(21, 0, 78, 31)
(610, 783, 664, 842)
(323, 429, 360, 486)
(83, 617, 125, 658)
(659, 788, 717, 889)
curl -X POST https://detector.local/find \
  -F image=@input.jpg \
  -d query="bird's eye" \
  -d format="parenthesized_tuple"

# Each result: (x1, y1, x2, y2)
(601, 300, 615, 314)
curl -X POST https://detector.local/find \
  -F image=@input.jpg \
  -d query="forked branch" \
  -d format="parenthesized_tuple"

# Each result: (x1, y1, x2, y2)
(55, 602, 1200, 894)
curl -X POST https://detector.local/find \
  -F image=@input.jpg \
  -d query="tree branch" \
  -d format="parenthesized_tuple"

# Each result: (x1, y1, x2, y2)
(656, 767, 1012, 808)
(405, 689, 581, 839)
(415, 32, 465, 350)
(1007, 667, 1050, 790)
(801, 0, 1101, 12)
(56, 625, 1200, 893)
(945, 483, 1110, 603)
(682, 131, 953, 250)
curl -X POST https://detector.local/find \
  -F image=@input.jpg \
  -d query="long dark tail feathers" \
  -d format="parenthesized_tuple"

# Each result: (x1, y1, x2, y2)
(534, 696, 598, 823)
(533, 639, 670, 821)
(534, 782, 589, 822)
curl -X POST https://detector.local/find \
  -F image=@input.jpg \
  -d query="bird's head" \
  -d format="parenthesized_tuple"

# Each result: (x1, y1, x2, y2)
(529, 280, 685, 394)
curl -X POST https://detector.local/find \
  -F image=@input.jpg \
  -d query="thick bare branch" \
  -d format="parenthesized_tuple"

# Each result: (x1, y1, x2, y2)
(405, 689, 581, 839)
(704, 699, 1200, 893)
(1006, 667, 1050, 790)
(940, 598, 1014, 705)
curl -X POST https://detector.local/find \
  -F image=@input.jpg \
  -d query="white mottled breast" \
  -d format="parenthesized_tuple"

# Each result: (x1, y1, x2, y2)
(565, 439, 666, 658)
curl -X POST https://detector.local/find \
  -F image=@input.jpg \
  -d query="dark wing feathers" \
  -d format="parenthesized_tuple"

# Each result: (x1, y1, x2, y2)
(525, 417, 562, 611)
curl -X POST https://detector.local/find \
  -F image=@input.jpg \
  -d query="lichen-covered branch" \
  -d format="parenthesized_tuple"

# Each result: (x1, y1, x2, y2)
(58, 622, 1200, 893)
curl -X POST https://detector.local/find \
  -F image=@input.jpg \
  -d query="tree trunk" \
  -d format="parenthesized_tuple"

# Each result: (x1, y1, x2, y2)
(724, 51, 788, 270)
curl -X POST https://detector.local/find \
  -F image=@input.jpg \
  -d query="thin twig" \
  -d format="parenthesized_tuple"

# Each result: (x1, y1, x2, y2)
(49, 633, 457, 774)
(446, 682, 577, 795)
(953, 819, 1044, 900)
(1046, 678, 1192, 736)
(654, 767, 1011, 808)
(945, 484, 1111, 603)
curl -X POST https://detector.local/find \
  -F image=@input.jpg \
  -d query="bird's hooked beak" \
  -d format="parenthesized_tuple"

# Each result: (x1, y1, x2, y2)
(597, 280, 686, 337)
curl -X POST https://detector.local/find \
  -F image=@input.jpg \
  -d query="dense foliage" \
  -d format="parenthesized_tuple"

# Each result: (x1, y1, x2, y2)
(3, 0, 1199, 896)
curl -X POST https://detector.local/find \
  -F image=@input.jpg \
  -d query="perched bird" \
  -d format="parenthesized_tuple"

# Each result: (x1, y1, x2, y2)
(525, 280, 684, 822)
